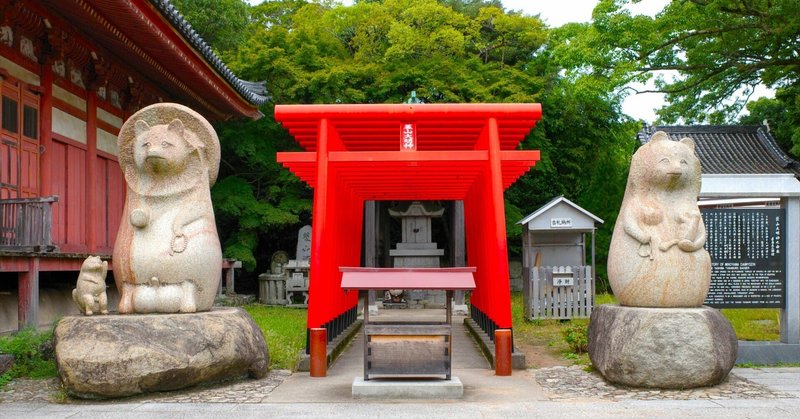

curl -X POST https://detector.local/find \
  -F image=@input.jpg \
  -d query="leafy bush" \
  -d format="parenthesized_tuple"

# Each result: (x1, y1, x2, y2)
(561, 323, 588, 354)
(0, 328, 58, 389)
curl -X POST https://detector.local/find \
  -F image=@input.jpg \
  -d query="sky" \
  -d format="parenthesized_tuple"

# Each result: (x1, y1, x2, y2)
(247, 0, 773, 123)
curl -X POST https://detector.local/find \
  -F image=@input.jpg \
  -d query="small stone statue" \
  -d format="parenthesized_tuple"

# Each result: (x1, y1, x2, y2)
(270, 251, 289, 275)
(72, 256, 108, 315)
(607, 131, 711, 307)
(113, 103, 222, 314)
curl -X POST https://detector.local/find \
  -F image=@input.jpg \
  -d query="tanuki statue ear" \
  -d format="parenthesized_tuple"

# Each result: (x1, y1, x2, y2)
(679, 137, 696, 150)
(167, 118, 184, 137)
(135, 120, 150, 137)
(649, 131, 669, 142)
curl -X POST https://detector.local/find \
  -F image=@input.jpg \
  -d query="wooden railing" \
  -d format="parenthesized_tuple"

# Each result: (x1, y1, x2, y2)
(0, 196, 58, 252)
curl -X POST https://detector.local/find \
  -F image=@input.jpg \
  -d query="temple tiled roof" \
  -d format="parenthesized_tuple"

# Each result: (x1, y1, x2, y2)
(637, 125, 800, 177)
(150, 0, 269, 106)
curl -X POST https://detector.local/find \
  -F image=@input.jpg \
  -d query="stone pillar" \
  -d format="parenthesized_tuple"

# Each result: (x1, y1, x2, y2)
(781, 196, 800, 344)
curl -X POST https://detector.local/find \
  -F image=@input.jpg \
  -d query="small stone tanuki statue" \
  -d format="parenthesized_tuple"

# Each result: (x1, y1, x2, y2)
(113, 103, 222, 314)
(607, 131, 711, 307)
(73, 256, 109, 315)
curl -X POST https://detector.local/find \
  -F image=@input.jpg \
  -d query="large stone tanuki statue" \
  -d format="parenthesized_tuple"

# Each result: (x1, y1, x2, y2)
(607, 131, 711, 307)
(591, 131, 737, 389)
(113, 103, 222, 314)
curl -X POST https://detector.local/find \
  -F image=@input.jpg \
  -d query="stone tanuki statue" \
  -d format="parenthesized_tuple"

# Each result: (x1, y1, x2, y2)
(113, 103, 222, 314)
(590, 131, 737, 389)
(72, 256, 109, 315)
(607, 131, 711, 307)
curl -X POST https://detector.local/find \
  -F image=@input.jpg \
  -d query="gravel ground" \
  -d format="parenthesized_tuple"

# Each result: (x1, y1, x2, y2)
(534, 366, 794, 401)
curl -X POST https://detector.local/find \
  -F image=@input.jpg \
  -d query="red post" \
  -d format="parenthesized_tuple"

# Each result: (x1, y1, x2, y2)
(309, 327, 327, 377)
(495, 329, 512, 376)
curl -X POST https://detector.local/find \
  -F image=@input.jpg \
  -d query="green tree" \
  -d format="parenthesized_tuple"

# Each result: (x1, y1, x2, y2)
(740, 86, 800, 158)
(562, 0, 800, 124)
(170, 0, 250, 55)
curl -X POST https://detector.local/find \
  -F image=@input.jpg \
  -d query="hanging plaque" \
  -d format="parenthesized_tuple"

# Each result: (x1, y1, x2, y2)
(400, 123, 416, 151)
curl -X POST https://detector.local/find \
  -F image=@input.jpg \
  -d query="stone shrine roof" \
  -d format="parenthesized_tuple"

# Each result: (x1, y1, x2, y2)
(637, 125, 800, 177)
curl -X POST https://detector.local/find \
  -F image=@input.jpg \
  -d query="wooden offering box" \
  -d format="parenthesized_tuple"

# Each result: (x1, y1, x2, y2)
(340, 267, 476, 380)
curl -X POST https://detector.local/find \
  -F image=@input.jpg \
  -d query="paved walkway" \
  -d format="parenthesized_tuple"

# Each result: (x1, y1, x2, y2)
(2, 310, 800, 417)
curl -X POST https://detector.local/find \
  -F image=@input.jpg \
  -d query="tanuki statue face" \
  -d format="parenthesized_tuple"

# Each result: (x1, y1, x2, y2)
(133, 119, 195, 176)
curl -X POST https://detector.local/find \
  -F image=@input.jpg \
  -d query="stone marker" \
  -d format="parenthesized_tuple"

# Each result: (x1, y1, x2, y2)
(55, 307, 268, 399)
(295, 225, 311, 262)
(592, 131, 736, 389)
(113, 103, 222, 314)
(608, 131, 710, 307)
(72, 256, 109, 315)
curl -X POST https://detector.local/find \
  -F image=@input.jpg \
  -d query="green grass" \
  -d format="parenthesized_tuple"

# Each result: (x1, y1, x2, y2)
(579, 293, 780, 341)
(244, 304, 308, 371)
(721, 308, 780, 341)
(511, 292, 591, 366)
(0, 327, 58, 390)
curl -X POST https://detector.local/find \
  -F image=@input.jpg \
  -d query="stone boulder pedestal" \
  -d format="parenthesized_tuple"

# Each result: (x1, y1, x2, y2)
(588, 304, 737, 389)
(55, 307, 268, 399)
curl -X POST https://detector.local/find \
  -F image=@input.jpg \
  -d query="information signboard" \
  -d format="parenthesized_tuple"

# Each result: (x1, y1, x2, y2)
(702, 208, 785, 308)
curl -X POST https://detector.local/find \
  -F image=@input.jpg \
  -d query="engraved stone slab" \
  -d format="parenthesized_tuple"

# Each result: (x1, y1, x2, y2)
(295, 225, 312, 262)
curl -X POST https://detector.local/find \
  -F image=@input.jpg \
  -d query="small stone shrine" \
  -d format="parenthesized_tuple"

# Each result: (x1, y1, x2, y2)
(285, 225, 311, 306)
(54, 104, 268, 399)
(590, 131, 737, 389)
(387, 201, 445, 308)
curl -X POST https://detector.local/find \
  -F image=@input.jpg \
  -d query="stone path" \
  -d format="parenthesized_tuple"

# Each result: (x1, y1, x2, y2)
(2, 364, 793, 405)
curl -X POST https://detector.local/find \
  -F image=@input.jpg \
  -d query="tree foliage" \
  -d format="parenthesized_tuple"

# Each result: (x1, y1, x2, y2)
(170, 0, 250, 55)
(558, 0, 800, 124)
(740, 85, 800, 158)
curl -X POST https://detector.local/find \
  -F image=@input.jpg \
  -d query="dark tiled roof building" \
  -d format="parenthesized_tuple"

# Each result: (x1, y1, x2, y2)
(638, 125, 800, 177)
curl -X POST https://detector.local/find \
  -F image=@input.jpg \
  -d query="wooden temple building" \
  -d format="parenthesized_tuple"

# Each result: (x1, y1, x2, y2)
(1, 0, 266, 330)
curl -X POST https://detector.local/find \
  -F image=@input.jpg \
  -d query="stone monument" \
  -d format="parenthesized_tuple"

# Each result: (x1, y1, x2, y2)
(388, 201, 445, 307)
(113, 103, 222, 314)
(590, 131, 737, 389)
(55, 104, 268, 399)
(285, 225, 311, 306)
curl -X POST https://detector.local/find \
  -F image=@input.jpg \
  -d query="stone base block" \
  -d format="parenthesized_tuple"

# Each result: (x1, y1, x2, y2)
(352, 377, 463, 399)
(737, 341, 800, 365)
(588, 304, 737, 389)
(55, 307, 268, 399)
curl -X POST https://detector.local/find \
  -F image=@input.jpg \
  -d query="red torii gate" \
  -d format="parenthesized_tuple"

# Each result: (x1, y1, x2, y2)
(275, 103, 542, 355)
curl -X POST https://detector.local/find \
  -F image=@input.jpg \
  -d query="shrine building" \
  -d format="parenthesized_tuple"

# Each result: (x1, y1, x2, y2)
(276, 103, 542, 361)
(1, 0, 266, 331)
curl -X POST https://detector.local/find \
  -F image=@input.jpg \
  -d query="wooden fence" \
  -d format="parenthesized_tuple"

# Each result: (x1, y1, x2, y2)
(524, 265, 594, 320)
(0, 196, 58, 252)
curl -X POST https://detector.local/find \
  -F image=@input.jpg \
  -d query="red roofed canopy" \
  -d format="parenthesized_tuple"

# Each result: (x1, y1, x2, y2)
(276, 103, 542, 346)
